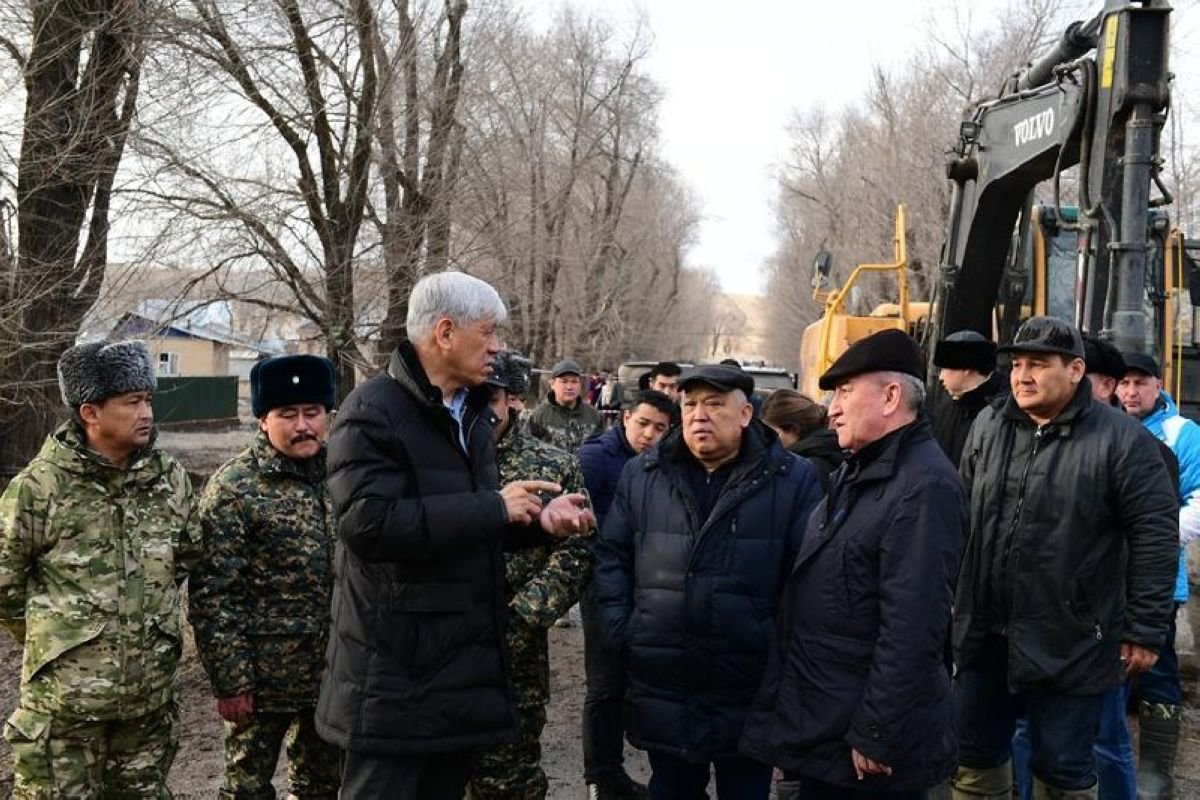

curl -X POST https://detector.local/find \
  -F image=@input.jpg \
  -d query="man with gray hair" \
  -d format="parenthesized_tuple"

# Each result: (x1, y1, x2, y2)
(742, 329, 967, 798)
(316, 270, 595, 799)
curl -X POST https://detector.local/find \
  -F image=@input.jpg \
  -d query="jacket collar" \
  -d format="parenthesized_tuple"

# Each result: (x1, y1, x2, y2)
(45, 421, 164, 484)
(957, 371, 1007, 404)
(838, 416, 929, 485)
(388, 340, 492, 415)
(250, 430, 326, 483)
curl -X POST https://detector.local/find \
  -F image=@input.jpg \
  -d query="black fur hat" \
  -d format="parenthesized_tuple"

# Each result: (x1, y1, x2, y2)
(251, 355, 337, 417)
(58, 340, 157, 407)
(934, 330, 997, 374)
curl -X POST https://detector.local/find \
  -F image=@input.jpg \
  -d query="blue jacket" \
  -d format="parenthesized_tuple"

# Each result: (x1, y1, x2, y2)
(591, 421, 823, 761)
(741, 420, 966, 790)
(1140, 391, 1200, 603)
(578, 426, 635, 529)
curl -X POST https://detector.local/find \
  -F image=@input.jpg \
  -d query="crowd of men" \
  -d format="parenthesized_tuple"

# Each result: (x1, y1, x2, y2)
(0, 269, 1194, 800)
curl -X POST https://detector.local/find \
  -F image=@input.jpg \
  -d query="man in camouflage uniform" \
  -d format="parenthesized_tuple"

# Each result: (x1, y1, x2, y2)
(0, 339, 201, 799)
(189, 354, 341, 800)
(468, 351, 594, 800)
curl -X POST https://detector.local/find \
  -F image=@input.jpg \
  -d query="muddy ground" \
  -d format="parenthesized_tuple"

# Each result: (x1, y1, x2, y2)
(0, 425, 1197, 798)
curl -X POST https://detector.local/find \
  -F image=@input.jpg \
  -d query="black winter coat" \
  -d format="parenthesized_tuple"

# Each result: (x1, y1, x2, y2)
(578, 425, 635, 529)
(954, 382, 1179, 695)
(930, 371, 1007, 467)
(787, 427, 844, 493)
(591, 422, 823, 762)
(316, 342, 545, 755)
(740, 420, 966, 791)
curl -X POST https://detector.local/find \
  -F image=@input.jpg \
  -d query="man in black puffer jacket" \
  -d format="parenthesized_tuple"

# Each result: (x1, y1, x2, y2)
(741, 329, 966, 799)
(316, 271, 594, 799)
(951, 317, 1178, 800)
(592, 364, 823, 799)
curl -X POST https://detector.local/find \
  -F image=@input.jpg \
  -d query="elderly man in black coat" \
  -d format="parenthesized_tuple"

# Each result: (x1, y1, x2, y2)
(591, 364, 823, 799)
(741, 329, 967, 799)
(316, 270, 594, 799)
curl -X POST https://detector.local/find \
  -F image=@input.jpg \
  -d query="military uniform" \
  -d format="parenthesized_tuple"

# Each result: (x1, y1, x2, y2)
(189, 431, 339, 800)
(467, 423, 593, 800)
(527, 393, 605, 452)
(0, 423, 200, 799)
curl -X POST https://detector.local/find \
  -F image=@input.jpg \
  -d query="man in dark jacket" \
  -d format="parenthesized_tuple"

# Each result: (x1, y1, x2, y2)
(317, 271, 594, 799)
(592, 364, 823, 799)
(951, 317, 1179, 800)
(929, 330, 1006, 466)
(741, 329, 966, 799)
(578, 389, 674, 799)
(529, 359, 605, 451)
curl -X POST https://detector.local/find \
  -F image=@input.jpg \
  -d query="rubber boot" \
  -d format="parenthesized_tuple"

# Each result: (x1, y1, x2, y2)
(1138, 700, 1182, 799)
(950, 761, 1012, 799)
(1031, 776, 1098, 799)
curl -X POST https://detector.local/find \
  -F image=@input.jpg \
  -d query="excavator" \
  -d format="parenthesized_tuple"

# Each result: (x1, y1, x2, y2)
(800, 0, 1194, 411)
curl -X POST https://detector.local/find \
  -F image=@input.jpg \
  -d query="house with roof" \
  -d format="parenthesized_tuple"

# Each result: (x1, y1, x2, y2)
(109, 299, 277, 378)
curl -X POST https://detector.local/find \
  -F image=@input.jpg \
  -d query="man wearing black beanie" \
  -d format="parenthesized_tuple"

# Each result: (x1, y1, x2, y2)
(929, 330, 1005, 467)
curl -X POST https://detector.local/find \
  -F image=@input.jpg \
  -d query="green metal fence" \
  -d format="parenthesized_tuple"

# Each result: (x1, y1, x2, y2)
(155, 376, 238, 423)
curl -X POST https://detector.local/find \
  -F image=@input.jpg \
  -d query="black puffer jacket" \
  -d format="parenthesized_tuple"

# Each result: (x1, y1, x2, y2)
(316, 342, 544, 755)
(591, 422, 823, 761)
(740, 420, 965, 791)
(929, 372, 1007, 467)
(954, 382, 1179, 695)
(788, 427, 844, 492)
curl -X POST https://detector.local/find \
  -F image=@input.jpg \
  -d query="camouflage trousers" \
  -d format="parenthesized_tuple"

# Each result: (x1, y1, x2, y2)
(468, 620, 551, 800)
(219, 708, 340, 800)
(4, 701, 177, 799)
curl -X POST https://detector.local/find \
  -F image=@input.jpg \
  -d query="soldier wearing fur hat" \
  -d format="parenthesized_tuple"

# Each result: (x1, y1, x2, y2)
(189, 354, 341, 800)
(0, 339, 202, 799)
(930, 330, 1006, 467)
(467, 350, 593, 800)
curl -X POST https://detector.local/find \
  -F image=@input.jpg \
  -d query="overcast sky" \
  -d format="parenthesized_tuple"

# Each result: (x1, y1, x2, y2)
(521, 0, 1199, 295)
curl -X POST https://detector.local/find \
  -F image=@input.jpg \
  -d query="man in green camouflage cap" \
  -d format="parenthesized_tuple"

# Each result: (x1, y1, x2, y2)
(0, 339, 201, 799)
(467, 350, 594, 800)
(188, 354, 341, 800)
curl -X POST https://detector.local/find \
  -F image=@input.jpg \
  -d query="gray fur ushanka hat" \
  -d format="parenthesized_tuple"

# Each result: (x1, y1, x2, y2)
(58, 340, 157, 407)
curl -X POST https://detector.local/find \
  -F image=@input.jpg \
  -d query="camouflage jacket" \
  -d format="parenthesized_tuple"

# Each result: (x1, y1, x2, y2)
(189, 432, 335, 710)
(496, 423, 593, 628)
(0, 423, 200, 720)
(527, 392, 604, 453)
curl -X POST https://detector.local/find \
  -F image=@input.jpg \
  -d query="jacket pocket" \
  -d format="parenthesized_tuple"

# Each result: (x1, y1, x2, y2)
(21, 620, 106, 684)
(4, 707, 53, 785)
(384, 581, 478, 680)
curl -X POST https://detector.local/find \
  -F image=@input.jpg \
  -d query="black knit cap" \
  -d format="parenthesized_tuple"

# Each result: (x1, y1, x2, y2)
(251, 355, 337, 417)
(818, 329, 925, 391)
(1083, 335, 1127, 380)
(934, 330, 996, 374)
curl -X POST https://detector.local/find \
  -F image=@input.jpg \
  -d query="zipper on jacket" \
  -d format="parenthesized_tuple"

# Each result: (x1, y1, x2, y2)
(1000, 425, 1046, 627)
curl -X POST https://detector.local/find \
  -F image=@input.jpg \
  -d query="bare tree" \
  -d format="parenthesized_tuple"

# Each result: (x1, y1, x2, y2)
(0, 0, 145, 479)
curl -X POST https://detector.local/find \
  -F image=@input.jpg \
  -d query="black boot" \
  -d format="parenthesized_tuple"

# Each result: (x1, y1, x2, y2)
(1138, 700, 1182, 799)
(587, 770, 651, 800)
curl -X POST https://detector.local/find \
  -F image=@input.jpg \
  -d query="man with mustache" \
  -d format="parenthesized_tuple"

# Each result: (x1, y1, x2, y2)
(189, 354, 341, 800)
(0, 340, 201, 799)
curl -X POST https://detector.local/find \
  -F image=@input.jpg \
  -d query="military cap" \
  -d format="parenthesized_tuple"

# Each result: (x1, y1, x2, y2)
(934, 330, 996, 374)
(1123, 352, 1161, 379)
(486, 350, 533, 395)
(551, 359, 584, 378)
(998, 316, 1085, 359)
(251, 354, 337, 417)
(1082, 335, 1127, 380)
(679, 364, 755, 396)
(818, 329, 925, 391)
(58, 339, 157, 407)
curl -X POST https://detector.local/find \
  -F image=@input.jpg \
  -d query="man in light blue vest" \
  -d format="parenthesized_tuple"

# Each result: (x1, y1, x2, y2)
(1117, 352, 1200, 798)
